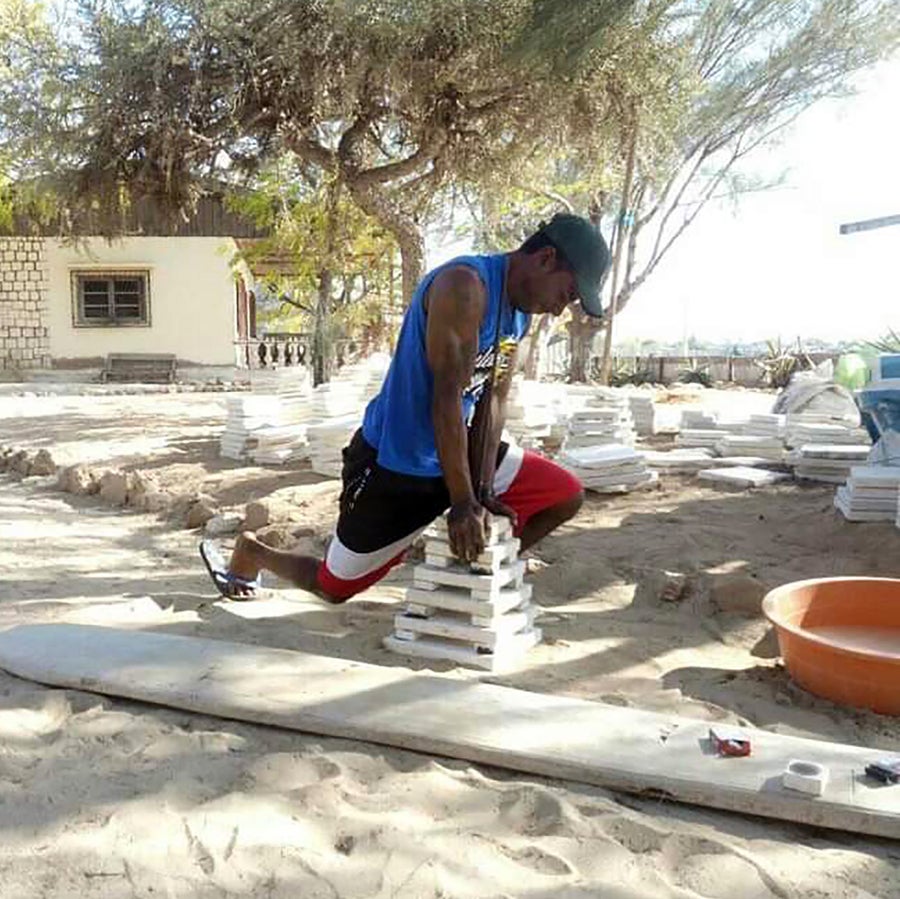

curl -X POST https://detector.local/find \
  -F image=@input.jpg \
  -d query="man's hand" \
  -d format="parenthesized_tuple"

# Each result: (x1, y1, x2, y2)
(480, 491, 518, 531)
(447, 498, 487, 563)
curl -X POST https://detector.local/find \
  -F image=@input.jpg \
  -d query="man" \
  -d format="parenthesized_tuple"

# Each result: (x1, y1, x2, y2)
(201, 213, 611, 601)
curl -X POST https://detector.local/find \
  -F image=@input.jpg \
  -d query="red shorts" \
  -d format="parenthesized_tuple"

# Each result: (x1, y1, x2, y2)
(317, 435, 581, 600)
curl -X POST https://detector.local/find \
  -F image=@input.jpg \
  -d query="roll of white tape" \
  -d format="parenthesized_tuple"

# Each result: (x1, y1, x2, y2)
(782, 759, 828, 796)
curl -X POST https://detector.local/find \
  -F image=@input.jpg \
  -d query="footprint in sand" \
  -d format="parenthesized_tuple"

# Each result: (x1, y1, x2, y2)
(498, 843, 574, 877)
(599, 816, 668, 854)
(498, 785, 585, 838)
(664, 833, 789, 899)
(601, 818, 789, 899)
(311, 756, 342, 780)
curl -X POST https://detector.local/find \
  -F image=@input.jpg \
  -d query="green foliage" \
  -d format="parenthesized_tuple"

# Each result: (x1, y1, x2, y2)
(604, 357, 656, 386)
(677, 357, 713, 387)
(228, 159, 400, 349)
(860, 327, 900, 354)
(754, 338, 814, 389)
(467, 0, 900, 335)
(0, 0, 646, 249)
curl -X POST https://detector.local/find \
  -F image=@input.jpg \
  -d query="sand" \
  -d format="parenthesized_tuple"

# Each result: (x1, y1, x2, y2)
(1, 387, 899, 897)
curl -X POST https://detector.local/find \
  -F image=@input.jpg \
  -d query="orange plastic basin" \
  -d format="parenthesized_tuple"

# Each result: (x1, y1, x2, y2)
(763, 577, 900, 715)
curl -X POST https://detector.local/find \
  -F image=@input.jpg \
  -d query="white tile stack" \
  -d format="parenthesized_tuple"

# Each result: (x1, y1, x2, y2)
(698, 466, 791, 490)
(220, 395, 283, 461)
(643, 448, 715, 474)
(715, 434, 785, 462)
(625, 392, 656, 436)
(304, 355, 391, 477)
(563, 397, 636, 450)
(741, 413, 786, 439)
(675, 428, 729, 450)
(834, 466, 900, 522)
(680, 409, 719, 430)
(785, 414, 870, 449)
(558, 445, 657, 493)
(248, 367, 313, 464)
(307, 414, 359, 478)
(675, 409, 733, 450)
(384, 515, 540, 671)
(788, 444, 872, 484)
(505, 378, 558, 449)
(220, 367, 313, 462)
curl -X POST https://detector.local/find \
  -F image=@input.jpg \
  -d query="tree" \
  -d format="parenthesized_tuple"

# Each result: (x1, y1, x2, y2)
(468, 0, 900, 381)
(230, 159, 399, 384)
(0, 0, 645, 304)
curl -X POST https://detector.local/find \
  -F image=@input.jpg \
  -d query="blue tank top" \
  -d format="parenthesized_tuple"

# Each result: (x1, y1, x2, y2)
(362, 253, 531, 477)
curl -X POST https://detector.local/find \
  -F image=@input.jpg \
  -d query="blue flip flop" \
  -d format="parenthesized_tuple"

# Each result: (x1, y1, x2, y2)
(199, 539, 261, 600)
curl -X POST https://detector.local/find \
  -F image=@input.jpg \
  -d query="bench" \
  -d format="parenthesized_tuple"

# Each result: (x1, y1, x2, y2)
(100, 353, 178, 383)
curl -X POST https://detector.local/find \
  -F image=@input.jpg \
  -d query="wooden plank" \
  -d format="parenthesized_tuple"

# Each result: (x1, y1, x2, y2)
(0, 624, 897, 839)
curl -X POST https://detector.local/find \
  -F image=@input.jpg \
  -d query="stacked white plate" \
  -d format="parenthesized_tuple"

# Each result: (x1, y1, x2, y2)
(680, 409, 719, 430)
(715, 435, 784, 462)
(247, 367, 313, 465)
(310, 354, 391, 419)
(306, 414, 359, 478)
(563, 405, 637, 449)
(558, 444, 657, 493)
(785, 414, 870, 449)
(505, 379, 558, 448)
(788, 444, 872, 484)
(834, 465, 900, 521)
(740, 413, 785, 438)
(675, 428, 732, 450)
(642, 448, 715, 474)
(220, 395, 285, 461)
(625, 392, 656, 435)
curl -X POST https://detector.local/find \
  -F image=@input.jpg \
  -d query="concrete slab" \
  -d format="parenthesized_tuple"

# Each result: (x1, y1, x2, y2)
(698, 466, 792, 489)
(414, 560, 526, 598)
(394, 605, 536, 647)
(834, 495, 895, 521)
(384, 627, 542, 671)
(0, 624, 897, 838)
(404, 584, 532, 617)
(426, 516, 511, 545)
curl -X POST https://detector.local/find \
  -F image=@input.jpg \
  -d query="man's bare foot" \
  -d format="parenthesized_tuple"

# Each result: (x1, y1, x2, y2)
(228, 532, 264, 596)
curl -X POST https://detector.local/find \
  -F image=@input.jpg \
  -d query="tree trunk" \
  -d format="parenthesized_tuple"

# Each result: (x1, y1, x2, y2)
(522, 314, 550, 379)
(599, 117, 639, 385)
(346, 181, 425, 306)
(312, 268, 332, 386)
(397, 228, 425, 307)
(567, 312, 600, 382)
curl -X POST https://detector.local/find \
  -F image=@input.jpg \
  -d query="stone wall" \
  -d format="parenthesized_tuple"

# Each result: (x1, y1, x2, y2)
(0, 237, 50, 371)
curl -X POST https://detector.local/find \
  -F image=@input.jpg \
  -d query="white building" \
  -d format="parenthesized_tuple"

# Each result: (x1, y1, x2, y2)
(0, 197, 259, 376)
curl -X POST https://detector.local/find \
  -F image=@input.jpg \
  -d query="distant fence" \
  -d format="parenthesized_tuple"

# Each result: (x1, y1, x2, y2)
(611, 352, 839, 386)
(542, 344, 840, 385)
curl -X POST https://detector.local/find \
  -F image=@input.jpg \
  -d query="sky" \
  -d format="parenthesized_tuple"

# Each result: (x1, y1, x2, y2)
(427, 58, 900, 347)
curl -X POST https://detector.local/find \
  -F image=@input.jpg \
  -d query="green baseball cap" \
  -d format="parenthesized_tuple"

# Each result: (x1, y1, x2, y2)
(540, 213, 611, 318)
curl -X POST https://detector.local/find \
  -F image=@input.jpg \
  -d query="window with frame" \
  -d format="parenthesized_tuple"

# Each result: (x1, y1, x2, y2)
(72, 271, 150, 327)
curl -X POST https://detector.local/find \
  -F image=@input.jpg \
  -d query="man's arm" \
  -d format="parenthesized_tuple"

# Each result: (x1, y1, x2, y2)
(473, 346, 517, 511)
(425, 266, 488, 562)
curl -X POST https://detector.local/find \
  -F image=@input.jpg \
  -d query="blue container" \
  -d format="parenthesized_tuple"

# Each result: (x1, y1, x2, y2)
(857, 387, 900, 439)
